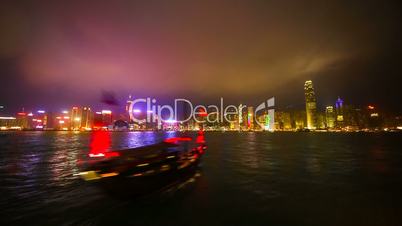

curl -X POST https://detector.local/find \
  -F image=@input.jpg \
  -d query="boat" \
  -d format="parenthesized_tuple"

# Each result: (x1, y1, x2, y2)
(77, 131, 207, 197)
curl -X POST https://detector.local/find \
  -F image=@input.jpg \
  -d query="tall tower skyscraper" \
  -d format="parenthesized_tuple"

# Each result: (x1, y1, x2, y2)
(304, 80, 317, 130)
(325, 106, 335, 128)
(71, 107, 81, 130)
(81, 107, 92, 129)
(247, 106, 254, 130)
(126, 94, 133, 123)
(335, 96, 344, 127)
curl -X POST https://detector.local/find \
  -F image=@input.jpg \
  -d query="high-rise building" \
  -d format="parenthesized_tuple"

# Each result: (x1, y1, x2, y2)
(55, 111, 70, 130)
(325, 106, 335, 129)
(15, 112, 28, 129)
(317, 112, 326, 129)
(34, 110, 47, 130)
(102, 110, 113, 127)
(81, 107, 92, 129)
(304, 80, 317, 130)
(274, 111, 292, 130)
(126, 94, 133, 123)
(290, 110, 306, 130)
(367, 105, 382, 129)
(70, 106, 92, 130)
(0, 116, 17, 129)
(229, 114, 239, 130)
(335, 97, 344, 128)
(93, 111, 103, 129)
(46, 112, 56, 130)
(92, 110, 113, 129)
(247, 106, 254, 130)
(61, 110, 71, 130)
(238, 104, 244, 130)
(70, 107, 81, 130)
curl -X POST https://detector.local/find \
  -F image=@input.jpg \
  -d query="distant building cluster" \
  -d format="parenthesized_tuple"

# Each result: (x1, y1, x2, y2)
(0, 107, 119, 131)
(1, 81, 402, 132)
(273, 80, 402, 132)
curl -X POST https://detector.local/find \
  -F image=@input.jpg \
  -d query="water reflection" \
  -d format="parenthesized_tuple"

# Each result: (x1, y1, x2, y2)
(239, 132, 260, 169)
(370, 146, 388, 173)
(49, 138, 81, 187)
(162, 170, 202, 196)
(1, 132, 402, 226)
(126, 131, 160, 148)
(305, 156, 321, 174)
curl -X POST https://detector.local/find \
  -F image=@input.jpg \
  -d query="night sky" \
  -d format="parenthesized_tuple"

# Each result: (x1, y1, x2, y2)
(1, 0, 401, 114)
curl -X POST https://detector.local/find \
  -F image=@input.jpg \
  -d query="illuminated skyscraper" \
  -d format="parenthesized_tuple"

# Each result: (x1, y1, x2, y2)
(93, 112, 103, 129)
(45, 112, 55, 130)
(274, 111, 291, 130)
(126, 94, 133, 122)
(71, 107, 81, 130)
(247, 106, 254, 130)
(35, 110, 47, 130)
(93, 110, 113, 129)
(335, 97, 344, 128)
(60, 110, 70, 130)
(290, 110, 306, 129)
(325, 106, 335, 129)
(16, 112, 28, 129)
(101, 110, 113, 126)
(304, 80, 317, 130)
(238, 104, 244, 130)
(81, 107, 92, 129)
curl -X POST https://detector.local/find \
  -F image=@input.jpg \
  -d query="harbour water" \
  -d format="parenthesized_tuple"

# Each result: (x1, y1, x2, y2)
(1, 131, 402, 225)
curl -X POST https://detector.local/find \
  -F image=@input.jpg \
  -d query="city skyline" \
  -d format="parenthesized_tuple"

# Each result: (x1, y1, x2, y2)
(0, 79, 397, 115)
(1, 80, 400, 132)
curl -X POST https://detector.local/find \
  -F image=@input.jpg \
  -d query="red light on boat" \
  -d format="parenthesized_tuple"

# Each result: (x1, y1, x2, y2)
(89, 130, 112, 157)
(196, 146, 204, 154)
(164, 137, 192, 143)
(196, 130, 205, 144)
(89, 151, 120, 158)
(105, 152, 120, 157)
(89, 153, 105, 157)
